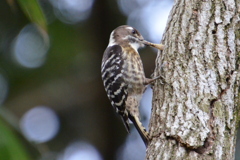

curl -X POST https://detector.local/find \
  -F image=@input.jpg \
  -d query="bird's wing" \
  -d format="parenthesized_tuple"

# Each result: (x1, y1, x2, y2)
(101, 45, 130, 132)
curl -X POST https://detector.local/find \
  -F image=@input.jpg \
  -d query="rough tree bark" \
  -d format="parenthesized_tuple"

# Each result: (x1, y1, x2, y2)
(146, 0, 240, 159)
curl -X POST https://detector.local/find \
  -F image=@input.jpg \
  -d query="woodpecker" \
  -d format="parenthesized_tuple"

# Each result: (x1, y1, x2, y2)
(101, 25, 164, 146)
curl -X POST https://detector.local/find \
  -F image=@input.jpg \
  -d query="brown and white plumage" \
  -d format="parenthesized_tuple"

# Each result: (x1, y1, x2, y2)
(101, 25, 163, 146)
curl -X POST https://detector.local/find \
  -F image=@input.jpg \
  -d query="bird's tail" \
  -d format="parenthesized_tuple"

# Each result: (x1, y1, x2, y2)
(128, 113, 150, 147)
(119, 110, 130, 133)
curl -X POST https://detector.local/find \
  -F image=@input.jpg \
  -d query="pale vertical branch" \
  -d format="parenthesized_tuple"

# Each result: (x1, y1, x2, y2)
(146, 0, 240, 159)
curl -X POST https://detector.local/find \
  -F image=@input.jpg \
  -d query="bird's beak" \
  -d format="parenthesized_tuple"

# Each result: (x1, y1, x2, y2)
(141, 40, 164, 50)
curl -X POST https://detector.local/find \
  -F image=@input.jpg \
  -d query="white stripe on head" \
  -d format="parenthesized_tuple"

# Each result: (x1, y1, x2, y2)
(122, 35, 129, 40)
(125, 26, 133, 30)
(108, 31, 116, 47)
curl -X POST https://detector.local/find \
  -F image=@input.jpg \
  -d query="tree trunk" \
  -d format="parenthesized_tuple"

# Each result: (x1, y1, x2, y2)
(146, 0, 240, 159)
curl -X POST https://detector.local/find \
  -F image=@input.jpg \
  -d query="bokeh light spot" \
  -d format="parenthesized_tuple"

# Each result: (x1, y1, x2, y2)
(58, 141, 102, 160)
(140, 0, 174, 43)
(50, 0, 95, 24)
(12, 24, 49, 68)
(116, 129, 146, 160)
(117, 0, 150, 16)
(118, 0, 173, 43)
(20, 106, 59, 143)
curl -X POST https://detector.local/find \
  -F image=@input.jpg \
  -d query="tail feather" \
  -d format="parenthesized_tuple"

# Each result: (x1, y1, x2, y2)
(120, 116, 130, 133)
(128, 113, 150, 147)
(119, 110, 130, 133)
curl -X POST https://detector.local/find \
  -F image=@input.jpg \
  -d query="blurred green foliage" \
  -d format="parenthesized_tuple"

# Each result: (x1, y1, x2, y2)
(0, 118, 31, 160)
(0, 1, 46, 159)
(16, 0, 47, 30)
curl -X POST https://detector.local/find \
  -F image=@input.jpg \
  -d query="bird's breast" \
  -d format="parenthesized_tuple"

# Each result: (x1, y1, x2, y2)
(122, 49, 146, 95)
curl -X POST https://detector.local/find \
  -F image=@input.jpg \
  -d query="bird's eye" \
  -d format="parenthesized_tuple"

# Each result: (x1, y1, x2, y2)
(132, 29, 136, 34)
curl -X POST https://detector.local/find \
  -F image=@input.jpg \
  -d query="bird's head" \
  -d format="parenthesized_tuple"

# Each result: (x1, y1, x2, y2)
(108, 25, 164, 51)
